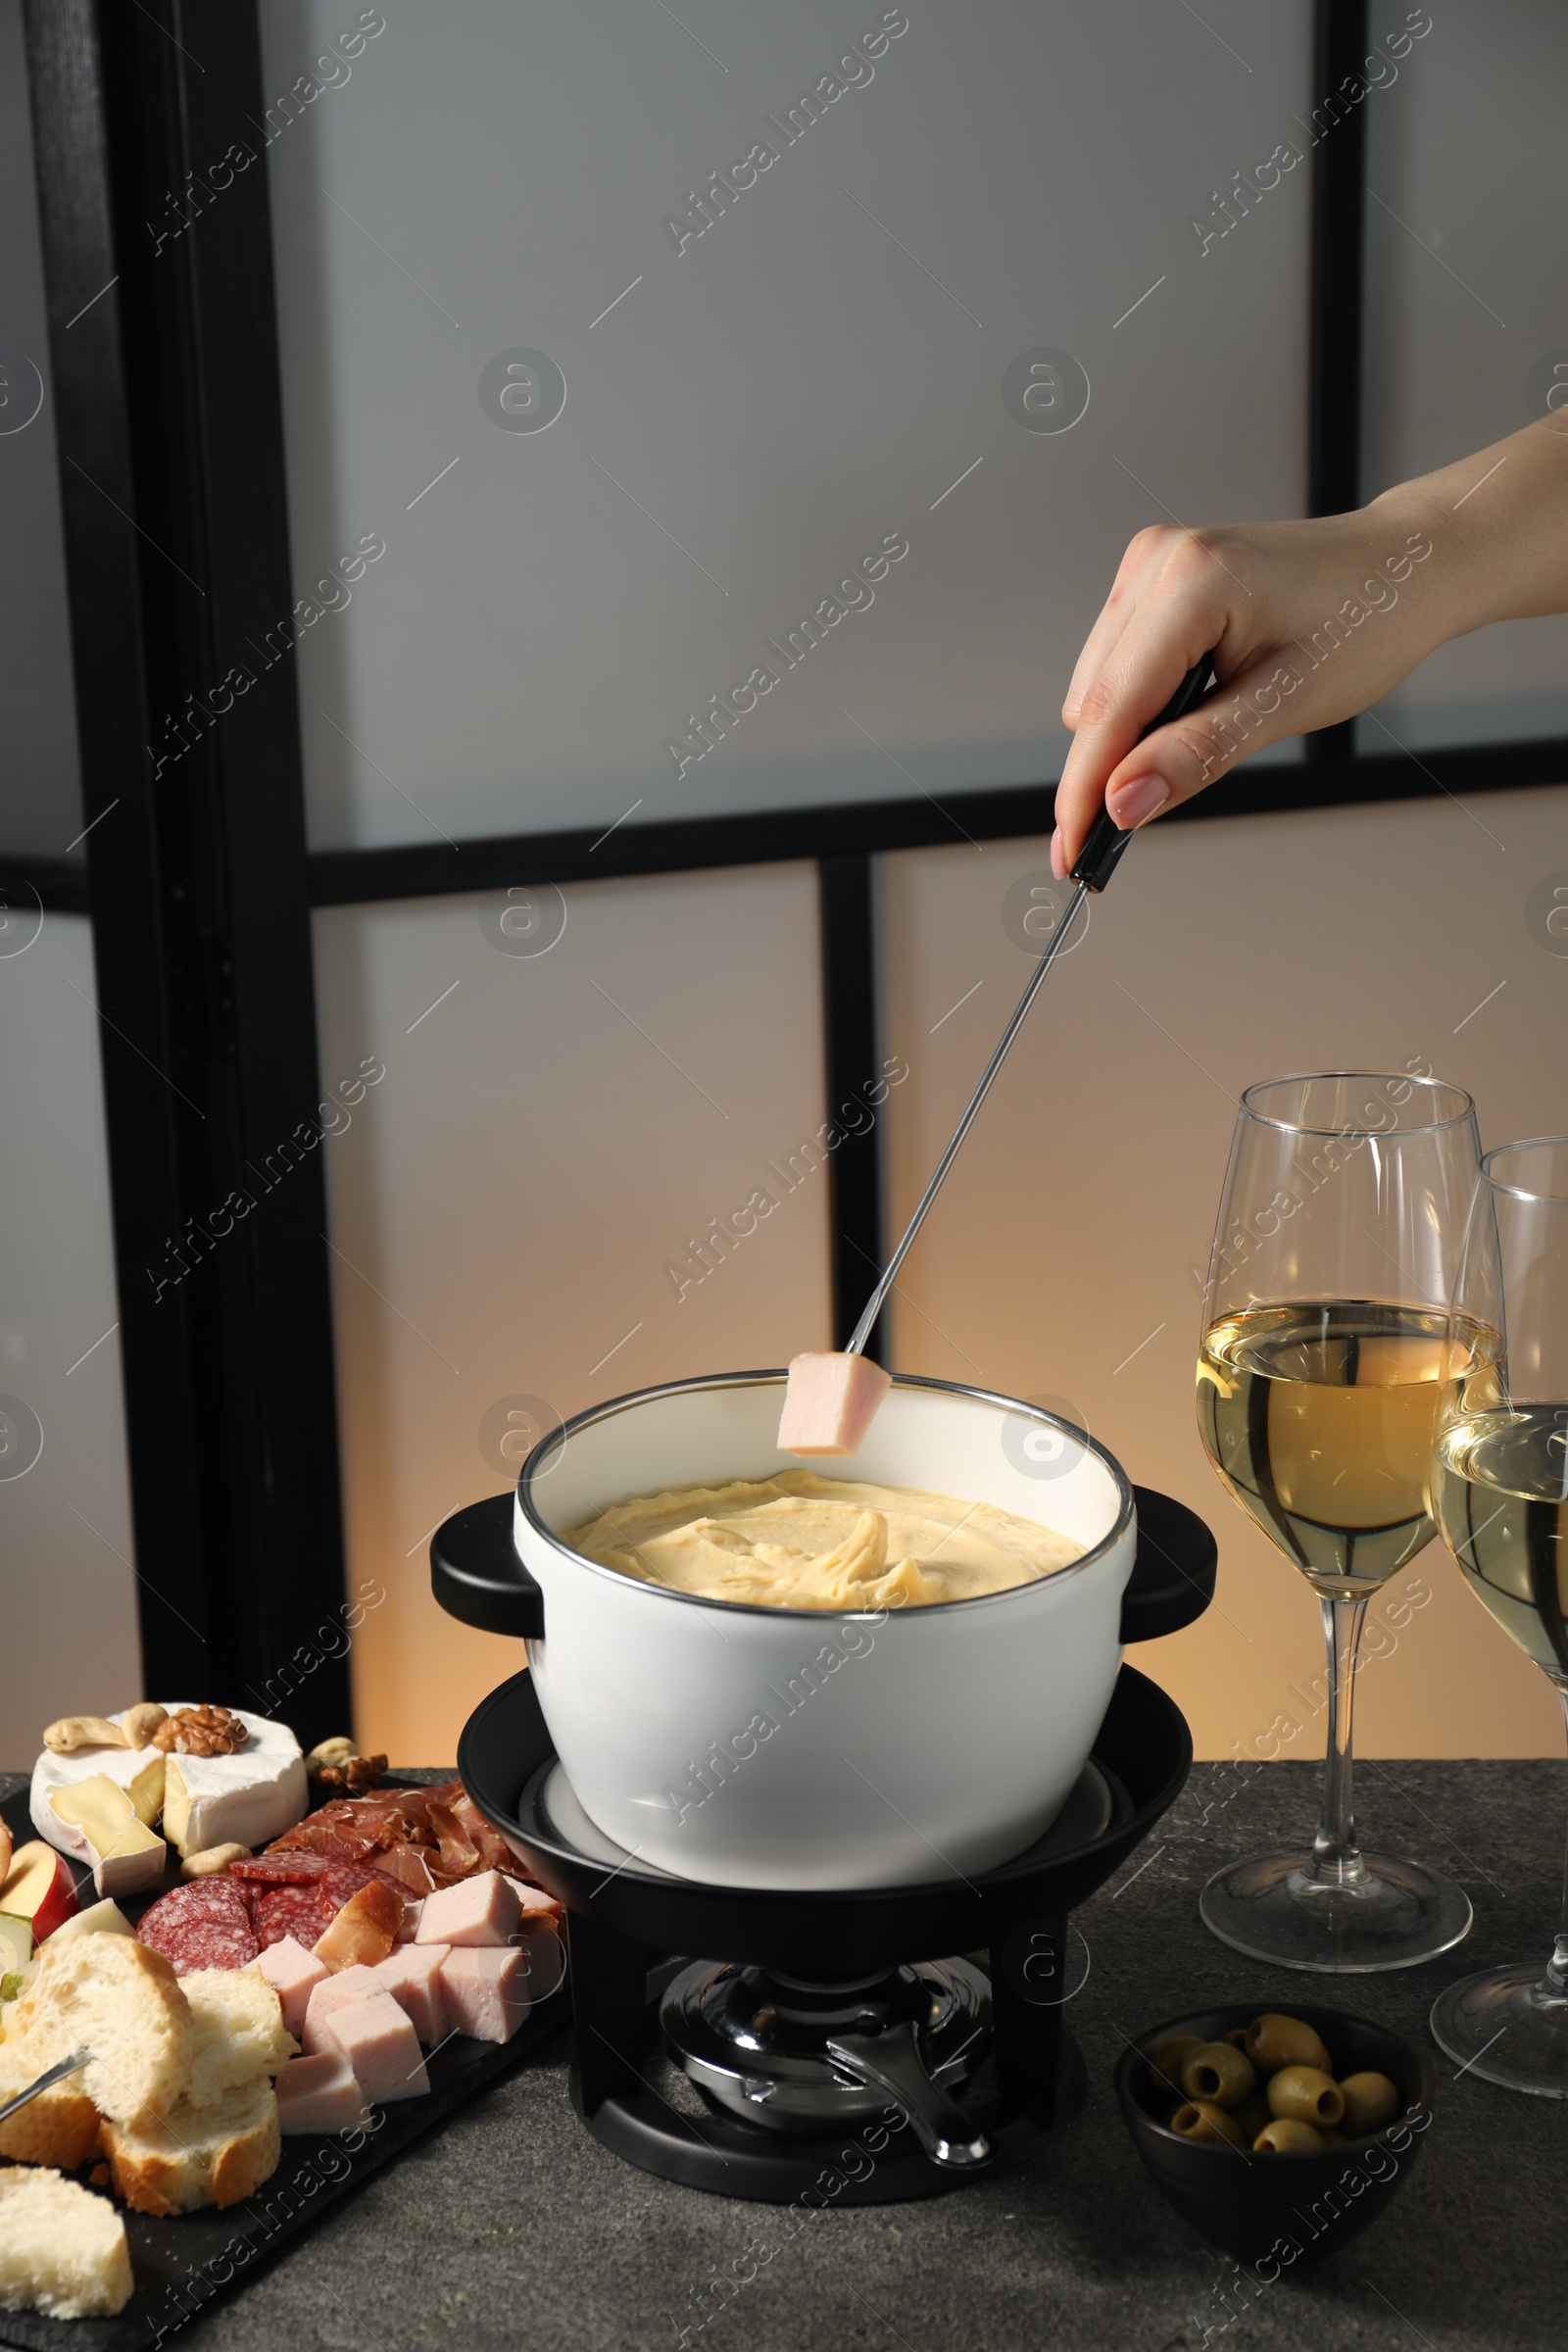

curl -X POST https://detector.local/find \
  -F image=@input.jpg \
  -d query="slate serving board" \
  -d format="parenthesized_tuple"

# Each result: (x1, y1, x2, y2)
(0, 1777, 571, 2350)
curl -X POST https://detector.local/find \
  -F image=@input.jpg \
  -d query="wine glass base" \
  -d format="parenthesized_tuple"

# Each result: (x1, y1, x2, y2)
(1200, 1849, 1474, 1973)
(1431, 1964, 1568, 2096)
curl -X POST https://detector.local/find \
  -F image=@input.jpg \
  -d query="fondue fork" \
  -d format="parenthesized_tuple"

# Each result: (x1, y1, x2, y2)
(0, 2049, 91, 2128)
(778, 654, 1216, 1452)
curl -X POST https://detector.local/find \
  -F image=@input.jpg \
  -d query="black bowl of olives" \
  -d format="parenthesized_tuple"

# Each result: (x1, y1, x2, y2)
(1114, 2003, 1434, 2267)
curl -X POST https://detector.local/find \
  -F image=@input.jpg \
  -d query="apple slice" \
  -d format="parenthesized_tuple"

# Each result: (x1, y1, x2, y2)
(0, 1914, 30, 1973)
(0, 1818, 11, 1886)
(0, 1839, 80, 1945)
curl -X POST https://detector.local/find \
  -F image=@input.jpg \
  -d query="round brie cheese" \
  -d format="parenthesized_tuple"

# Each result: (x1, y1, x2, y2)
(30, 1704, 308, 1862)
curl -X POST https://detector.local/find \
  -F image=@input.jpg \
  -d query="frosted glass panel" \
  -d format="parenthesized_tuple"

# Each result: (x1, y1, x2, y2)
(262, 0, 1309, 852)
(1360, 0, 1568, 749)
(0, 0, 85, 859)
(313, 863, 833, 1763)
(880, 785, 1568, 1761)
(0, 913, 140, 1731)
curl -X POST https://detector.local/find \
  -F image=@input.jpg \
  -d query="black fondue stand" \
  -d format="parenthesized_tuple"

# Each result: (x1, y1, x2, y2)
(434, 1484, 1216, 2204)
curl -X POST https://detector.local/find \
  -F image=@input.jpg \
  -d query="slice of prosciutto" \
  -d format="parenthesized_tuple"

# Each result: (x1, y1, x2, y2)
(776, 1352, 891, 1456)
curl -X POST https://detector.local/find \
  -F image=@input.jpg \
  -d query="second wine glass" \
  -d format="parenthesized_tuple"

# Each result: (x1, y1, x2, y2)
(1195, 1071, 1479, 1971)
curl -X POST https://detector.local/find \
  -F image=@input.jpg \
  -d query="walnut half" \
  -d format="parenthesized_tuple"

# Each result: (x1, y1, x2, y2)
(315, 1752, 388, 1793)
(152, 1703, 249, 1757)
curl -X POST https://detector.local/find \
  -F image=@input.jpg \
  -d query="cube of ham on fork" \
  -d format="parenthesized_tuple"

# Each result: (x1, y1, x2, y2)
(776, 1352, 891, 1455)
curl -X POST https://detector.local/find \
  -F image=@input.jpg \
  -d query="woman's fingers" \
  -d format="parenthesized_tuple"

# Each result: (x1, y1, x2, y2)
(1053, 566, 1235, 869)
(1098, 650, 1313, 830)
(1060, 527, 1177, 726)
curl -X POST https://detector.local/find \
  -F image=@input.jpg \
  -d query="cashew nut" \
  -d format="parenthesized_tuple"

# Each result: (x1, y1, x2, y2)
(120, 1702, 170, 1749)
(180, 1841, 252, 1879)
(42, 1715, 130, 1754)
(304, 1735, 358, 1775)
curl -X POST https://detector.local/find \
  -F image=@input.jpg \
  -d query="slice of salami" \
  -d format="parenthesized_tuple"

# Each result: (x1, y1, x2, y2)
(137, 1879, 260, 1976)
(229, 1853, 336, 1884)
(251, 1882, 332, 1951)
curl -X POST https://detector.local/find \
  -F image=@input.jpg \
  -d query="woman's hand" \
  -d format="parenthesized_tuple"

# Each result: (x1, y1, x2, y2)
(1050, 417, 1568, 878)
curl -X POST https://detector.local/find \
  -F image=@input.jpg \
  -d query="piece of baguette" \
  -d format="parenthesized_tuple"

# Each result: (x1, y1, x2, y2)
(0, 2166, 133, 2320)
(182, 1968, 294, 2107)
(0, 2047, 100, 2171)
(100, 2078, 280, 2217)
(4, 1935, 191, 2134)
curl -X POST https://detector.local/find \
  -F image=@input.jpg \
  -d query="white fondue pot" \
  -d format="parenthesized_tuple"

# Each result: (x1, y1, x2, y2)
(433, 1371, 1212, 1892)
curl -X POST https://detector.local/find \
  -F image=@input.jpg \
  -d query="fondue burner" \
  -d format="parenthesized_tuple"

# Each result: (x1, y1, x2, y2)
(449, 1486, 1216, 2204)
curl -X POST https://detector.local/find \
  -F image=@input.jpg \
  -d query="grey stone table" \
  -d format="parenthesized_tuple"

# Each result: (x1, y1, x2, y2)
(6, 1761, 1566, 2351)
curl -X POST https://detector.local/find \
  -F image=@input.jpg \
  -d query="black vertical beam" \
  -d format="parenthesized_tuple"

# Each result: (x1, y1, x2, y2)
(1306, 0, 1369, 762)
(23, 0, 212, 1693)
(817, 856, 887, 1361)
(26, 0, 352, 1741)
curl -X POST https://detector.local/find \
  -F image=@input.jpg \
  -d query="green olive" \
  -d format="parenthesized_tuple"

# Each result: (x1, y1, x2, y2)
(1245, 2013, 1332, 2076)
(1267, 2064, 1346, 2127)
(1223, 2027, 1251, 2051)
(1180, 2041, 1256, 2109)
(1231, 2088, 1272, 2143)
(1148, 2035, 1204, 2096)
(1170, 2099, 1248, 2148)
(1253, 2118, 1324, 2154)
(1338, 2071, 1400, 2135)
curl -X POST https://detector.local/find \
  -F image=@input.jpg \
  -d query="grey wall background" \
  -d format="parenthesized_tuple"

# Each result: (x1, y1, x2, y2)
(260, 0, 1311, 854)
(1360, 0, 1568, 748)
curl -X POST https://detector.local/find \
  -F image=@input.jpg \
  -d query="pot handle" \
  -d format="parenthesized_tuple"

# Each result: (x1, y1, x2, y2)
(430, 1494, 545, 1640)
(1119, 1488, 1216, 1644)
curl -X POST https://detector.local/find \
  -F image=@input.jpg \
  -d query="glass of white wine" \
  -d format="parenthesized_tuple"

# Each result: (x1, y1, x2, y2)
(1431, 1138, 1568, 2092)
(1195, 1071, 1481, 1970)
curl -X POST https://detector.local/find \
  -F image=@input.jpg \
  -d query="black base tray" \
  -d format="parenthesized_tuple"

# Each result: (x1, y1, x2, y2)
(571, 2012, 1089, 2203)
(0, 1783, 570, 2352)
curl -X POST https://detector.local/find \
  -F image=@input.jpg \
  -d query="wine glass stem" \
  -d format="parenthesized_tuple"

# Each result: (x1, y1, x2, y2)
(1310, 1595, 1369, 1885)
(1549, 1689, 1568, 1994)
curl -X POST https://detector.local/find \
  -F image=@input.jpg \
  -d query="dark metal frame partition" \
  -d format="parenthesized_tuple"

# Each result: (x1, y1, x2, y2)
(13, 0, 1566, 1703)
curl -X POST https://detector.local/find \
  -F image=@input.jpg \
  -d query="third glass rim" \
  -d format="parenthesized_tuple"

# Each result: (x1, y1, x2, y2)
(1238, 1069, 1476, 1139)
(1478, 1136, 1568, 1206)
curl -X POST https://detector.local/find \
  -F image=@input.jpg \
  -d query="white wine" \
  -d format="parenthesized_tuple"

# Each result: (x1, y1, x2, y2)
(1196, 1300, 1480, 1598)
(1433, 1407, 1568, 1687)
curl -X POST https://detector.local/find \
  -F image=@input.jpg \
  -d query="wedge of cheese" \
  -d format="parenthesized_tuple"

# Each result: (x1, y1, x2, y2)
(153, 1710, 307, 1861)
(44, 1778, 165, 1900)
(31, 1705, 307, 1865)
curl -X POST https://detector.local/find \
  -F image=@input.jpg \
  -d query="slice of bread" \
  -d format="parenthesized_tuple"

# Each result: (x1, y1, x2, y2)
(100, 2078, 280, 2216)
(182, 1969, 294, 2107)
(5, 1936, 190, 2133)
(0, 2045, 100, 2171)
(0, 2166, 133, 2320)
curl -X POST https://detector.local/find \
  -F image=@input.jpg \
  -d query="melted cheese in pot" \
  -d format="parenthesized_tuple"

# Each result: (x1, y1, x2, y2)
(562, 1470, 1081, 1611)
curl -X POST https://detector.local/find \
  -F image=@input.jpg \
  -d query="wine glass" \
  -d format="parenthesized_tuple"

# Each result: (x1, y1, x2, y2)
(1430, 1139, 1568, 2092)
(1195, 1071, 1480, 1970)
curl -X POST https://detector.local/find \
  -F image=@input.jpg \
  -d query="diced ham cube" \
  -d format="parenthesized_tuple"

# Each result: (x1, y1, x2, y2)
(313, 1879, 403, 1973)
(439, 1946, 531, 2043)
(416, 1870, 520, 1948)
(323, 1990, 430, 2102)
(252, 1936, 328, 2041)
(508, 1879, 564, 1926)
(513, 1923, 565, 2001)
(776, 1352, 892, 1455)
(372, 1944, 450, 2044)
(301, 1964, 384, 2055)
(275, 2050, 371, 2135)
